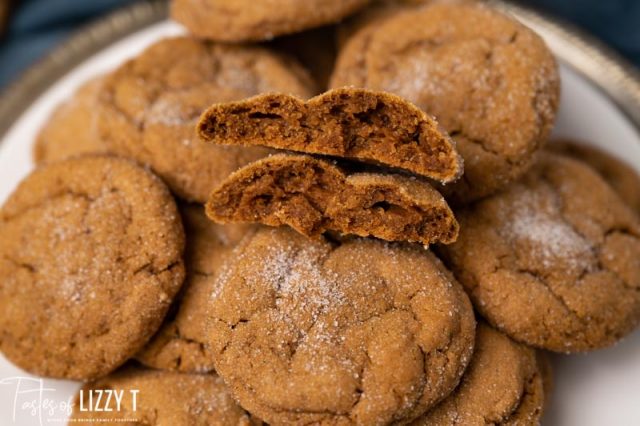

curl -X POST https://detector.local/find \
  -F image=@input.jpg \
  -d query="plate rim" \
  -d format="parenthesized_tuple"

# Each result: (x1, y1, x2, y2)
(0, 0, 639, 141)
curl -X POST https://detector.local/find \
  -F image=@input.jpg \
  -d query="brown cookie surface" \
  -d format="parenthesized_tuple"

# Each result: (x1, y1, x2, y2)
(96, 36, 315, 202)
(411, 323, 546, 426)
(70, 365, 259, 425)
(439, 153, 640, 352)
(331, 2, 559, 202)
(137, 204, 256, 373)
(171, 0, 371, 42)
(0, 155, 185, 379)
(34, 77, 108, 164)
(198, 88, 463, 183)
(208, 227, 476, 424)
(207, 154, 459, 245)
(549, 139, 640, 212)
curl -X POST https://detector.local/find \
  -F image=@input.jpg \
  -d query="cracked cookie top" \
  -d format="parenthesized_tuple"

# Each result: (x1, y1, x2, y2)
(330, 2, 559, 203)
(439, 153, 640, 352)
(207, 227, 475, 424)
(137, 204, 257, 373)
(70, 365, 260, 425)
(0, 155, 185, 379)
(34, 76, 108, 165)
(96, 36, 315, 202)
(171, 0, 372, 42)
(411, 323, 547, 425)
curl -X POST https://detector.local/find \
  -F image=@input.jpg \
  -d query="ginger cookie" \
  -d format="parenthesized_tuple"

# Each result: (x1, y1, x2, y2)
(331, 2, 560, 202)
(549, 139, 640, 212)
(439, 153, 640, 352)
(206, 154, 459, 245)
(96, 36, 315, 202)
(171, 0, 371, 42)
(198, 88, 463, 183)
(70, 365, 260, 425)
(411, 323, 546, 425)
(136, 204, 256, 373)
(34, 77, 108, 164)
(0, 155, 185, 380)
(208, 227, 476, 424)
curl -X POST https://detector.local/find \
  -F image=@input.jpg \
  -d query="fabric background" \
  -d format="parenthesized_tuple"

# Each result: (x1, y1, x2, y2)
(0, 0, 639, 90)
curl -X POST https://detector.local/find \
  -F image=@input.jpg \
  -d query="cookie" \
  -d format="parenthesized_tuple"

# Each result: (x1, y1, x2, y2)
(34, 77, 108, 164)
(549, 139, 640, 212)
(439, 153, 640, 352)
(96, 36, 315, 202)
(331, 2, 560, 202)
(136, 204, 256, 373)
(70, 365, 260, 425)
(208, 227, 476, 424)
(411, 323, 546, 425)
(171, 0, 372, 42)
(0, 155, 185, 379)
(206, 154, 459, 245)
(198, 88, 463, 183)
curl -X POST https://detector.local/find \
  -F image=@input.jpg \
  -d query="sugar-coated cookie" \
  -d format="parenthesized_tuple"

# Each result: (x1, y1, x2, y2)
(0, 155, 185, 379)
(331, 2, 559, 203)
(439, 153, 640, 352)
(208, 227, 475, 424)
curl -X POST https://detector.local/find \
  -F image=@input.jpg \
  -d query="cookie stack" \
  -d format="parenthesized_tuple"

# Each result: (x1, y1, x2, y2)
(1, 1, 639, 425)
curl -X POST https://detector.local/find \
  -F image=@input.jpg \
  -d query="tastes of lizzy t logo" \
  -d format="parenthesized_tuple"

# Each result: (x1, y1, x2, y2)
(0, 376, 139, 425)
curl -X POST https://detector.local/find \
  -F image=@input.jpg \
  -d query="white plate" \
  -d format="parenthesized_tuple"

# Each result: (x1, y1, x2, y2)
(1, 18, 640, 426)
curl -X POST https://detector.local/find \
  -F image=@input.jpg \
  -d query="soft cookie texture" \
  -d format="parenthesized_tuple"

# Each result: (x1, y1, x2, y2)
(34, 77, 108, 164)
(198, 88, 463, 183)
(411, 324, 547, 425)
(208, 227, 476, 424)
(171, 0, 371, 42)
(70, 366, 260, 425)
(0, 155, 185, 379)
(206, 154, 459, 245)
(96, 36, 315, 202)
(331, 2, 559, 202)
(439, 153, 640, 352)
(549, 139, 640, 213)
(137, 204, 256, 373)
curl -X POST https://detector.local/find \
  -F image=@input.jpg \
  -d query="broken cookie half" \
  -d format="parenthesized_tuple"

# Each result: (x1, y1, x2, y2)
(198, 88, 463, 183)
(206, 154, 459, 245)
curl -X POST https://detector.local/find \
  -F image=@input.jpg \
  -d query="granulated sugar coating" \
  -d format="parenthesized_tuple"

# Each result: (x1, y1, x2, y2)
(439, 153, 640, 352)
(136, 204, 257, 373)
(411, 324, 547, 425)
(70, 366, 260, 425)
(207, 227, 476, 425)
(96, 36, 315, 202)
(0, 155, 185, 379)
(330, 2, 559, 203)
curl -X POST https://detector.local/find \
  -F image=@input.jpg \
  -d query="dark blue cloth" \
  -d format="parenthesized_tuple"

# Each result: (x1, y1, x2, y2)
(0, 0, 639, 90)
(0, 0, 134, 89)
